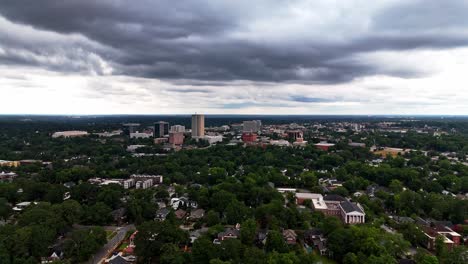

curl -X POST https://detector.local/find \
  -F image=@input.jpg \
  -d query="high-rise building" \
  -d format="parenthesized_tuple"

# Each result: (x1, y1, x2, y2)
(170, 125, 186, 133)
(169, 132, 184, 145)
(123, 123, 140, 135)
(154, 121, 169, 138)
(191, 114, 205, 138)
(243, 120, 262, 133)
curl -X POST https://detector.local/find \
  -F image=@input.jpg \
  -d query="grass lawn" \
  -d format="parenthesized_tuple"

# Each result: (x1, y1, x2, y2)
(314, 255, 336, 264)
(118, 242, 129, 251)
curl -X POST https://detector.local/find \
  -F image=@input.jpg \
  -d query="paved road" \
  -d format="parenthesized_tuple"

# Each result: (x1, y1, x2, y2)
(86, 224, 135, 264)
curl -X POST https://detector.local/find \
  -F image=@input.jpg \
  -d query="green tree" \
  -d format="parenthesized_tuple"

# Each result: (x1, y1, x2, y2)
(240, 219, 257, 245)
(265, 230, 288, 253)
(159, 243, 186, 264)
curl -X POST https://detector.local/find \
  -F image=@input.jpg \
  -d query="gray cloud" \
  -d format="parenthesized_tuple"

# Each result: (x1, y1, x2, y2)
(0, 0, 468, 84)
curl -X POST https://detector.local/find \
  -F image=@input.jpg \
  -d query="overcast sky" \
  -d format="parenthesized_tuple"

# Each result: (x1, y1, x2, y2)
(1, 0, 468, 115)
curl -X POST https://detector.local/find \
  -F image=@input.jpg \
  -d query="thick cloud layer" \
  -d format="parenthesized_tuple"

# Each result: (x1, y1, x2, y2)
(1, 0, 468, 83)
(1, 0, 468, 114)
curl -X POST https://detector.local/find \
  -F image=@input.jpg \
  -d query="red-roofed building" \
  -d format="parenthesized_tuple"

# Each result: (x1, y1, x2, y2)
(242, 132, 257, 143)
(422, 225, 461, 251)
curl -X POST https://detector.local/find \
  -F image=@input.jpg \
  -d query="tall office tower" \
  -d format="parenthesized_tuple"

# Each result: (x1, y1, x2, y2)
(123, 123, 140, 135)
(154, 121, 169, 137)
(243, 120, 262, 133)
(191, 114, 205, 138)
(170, 125, 186, 133)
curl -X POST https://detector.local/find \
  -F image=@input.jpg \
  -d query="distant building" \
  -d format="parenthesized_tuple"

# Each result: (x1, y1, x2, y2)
(123, 123, 140, 135)
(0, 171, 17, 182)
(191, 114, 205, 138)
(130, 174, 163, 185)
(348, 142, 366, 148)
(287, 130, 303, 142)
(130, 132, 152, 139)
(52, 131, 88, 138)
(270, 140, 291, 147)
(154, 121, 169, 137)
(243, 120, 262, 133)
(230, 123, 243, 132)
(0, 160, 20, 167)
(94, 130, 122, 137)
(126, 145, 146, 152)
(242, 132, 257, 143)
(169, 132, 184, 145)
(136, 179, 153, 189)
(170, 125, 186, 133)
(123, 179, 135, 189)
(204, 135, 223, 144)
(315, 142, 335, 151)
(154, 138, 168, 144)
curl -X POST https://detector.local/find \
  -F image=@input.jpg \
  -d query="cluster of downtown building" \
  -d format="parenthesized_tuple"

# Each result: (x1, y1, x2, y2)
(47, 114, 344, 152)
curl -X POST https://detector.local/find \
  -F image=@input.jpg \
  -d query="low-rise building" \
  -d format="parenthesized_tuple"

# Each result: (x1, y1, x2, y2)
(52, 131, 88, 138)
(136, 179, 153, 189)
(295, 193, 328, 213)
(0, 160, 20, 167)
(315, 142, 335, 151)
(339, 200, 365, 224)
(204, 135, 223, 144)
(0, 171, 18, 182)
(422, 225, 462, 251)
(123, 179, 135, 189)
(130, 132, 152, 139)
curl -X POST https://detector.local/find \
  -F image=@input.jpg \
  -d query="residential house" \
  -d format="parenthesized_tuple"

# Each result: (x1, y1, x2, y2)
(107, 254, 130, 264)
(40, 252, 63, 264)
(155, 208, 171, 221)
(255, 229, 269, 247)
(304, 229, 328, 255)
(214, 227, 241, 244)
(175, 209, 187, 220)
(170, 196, 198, 210)
(282, 229, 297, 245)
(189, 209, 205, 221)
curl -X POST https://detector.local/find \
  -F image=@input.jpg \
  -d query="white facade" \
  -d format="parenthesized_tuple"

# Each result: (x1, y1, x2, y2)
(204, 135, 223, 144)
(270, 140, 291, 147)
(123, 179, 135, 189)
(339, 202, 365, 224)
(130, 132, 152, 139)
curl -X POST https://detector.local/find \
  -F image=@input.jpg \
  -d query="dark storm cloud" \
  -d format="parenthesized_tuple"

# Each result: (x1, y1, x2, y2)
(1, 0, 468, 84)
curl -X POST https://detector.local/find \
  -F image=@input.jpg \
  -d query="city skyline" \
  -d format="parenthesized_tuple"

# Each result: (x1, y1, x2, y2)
(1, 1, 468, 115)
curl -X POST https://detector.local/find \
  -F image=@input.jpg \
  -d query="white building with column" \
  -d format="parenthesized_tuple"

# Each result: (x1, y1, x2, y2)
(339, 200, 365, 224)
